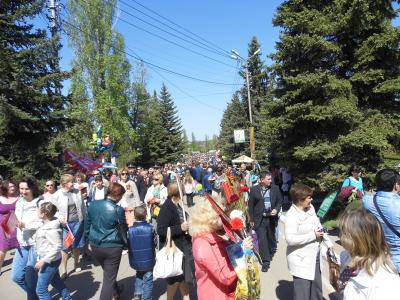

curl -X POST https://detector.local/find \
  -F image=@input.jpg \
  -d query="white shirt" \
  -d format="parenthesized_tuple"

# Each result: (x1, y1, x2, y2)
(94, 188, 105, 201)
(343, 263, 400, 299)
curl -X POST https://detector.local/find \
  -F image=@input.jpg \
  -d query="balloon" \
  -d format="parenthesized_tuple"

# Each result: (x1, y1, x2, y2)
(195, 183, 203, 191)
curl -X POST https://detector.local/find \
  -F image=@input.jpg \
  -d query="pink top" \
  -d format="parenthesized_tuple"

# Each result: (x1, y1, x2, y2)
(192, 233, 238, 300)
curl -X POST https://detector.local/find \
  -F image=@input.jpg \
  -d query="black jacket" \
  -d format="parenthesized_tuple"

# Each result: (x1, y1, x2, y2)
(85, 199, 127, 248)
(156, 197, 191, 252)
(130, 173, 146, 202)
(248, 184, 283, 229)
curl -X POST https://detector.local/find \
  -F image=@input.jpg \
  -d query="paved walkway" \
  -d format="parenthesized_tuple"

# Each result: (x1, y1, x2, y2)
(0, 222, 342, 299)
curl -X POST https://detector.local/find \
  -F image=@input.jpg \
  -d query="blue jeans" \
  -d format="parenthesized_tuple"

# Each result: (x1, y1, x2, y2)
(36, 259, 72, 300)
(12, 246, 39, 300)
(135, 271, 153, 300)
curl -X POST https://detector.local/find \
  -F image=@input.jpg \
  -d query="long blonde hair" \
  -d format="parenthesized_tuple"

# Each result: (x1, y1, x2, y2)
(183, 170, 193, 184)
(189, 197, 221, 237)
(339, 208, 396, 275)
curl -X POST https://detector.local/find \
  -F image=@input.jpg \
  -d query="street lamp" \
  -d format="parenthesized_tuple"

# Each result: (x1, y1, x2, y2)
(231, 48, 260, 159)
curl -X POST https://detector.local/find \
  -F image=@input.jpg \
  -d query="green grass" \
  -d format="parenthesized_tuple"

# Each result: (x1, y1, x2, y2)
(323, 219, 339, 229)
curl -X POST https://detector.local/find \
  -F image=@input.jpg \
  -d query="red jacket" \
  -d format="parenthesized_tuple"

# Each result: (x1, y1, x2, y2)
(192, 233, 238, 300)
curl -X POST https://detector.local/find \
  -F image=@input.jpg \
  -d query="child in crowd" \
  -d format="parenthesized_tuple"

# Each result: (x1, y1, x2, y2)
(128, 206, 156, 300)
(35, 201, 72, 300)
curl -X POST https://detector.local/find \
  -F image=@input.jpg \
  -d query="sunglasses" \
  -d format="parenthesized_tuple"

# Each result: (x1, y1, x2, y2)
(121, 173, 128, 175)
(46, 184, 54, 187)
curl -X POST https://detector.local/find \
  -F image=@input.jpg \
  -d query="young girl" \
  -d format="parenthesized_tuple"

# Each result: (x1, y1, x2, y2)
(35, 201, 72, 300)
(338, 208, 400, 299)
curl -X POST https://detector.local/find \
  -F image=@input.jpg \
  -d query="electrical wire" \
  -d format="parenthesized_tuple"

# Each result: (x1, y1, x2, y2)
(60, 14, 241, 86)
(129, 0, 232, 56)
(119, 0, 231, 58)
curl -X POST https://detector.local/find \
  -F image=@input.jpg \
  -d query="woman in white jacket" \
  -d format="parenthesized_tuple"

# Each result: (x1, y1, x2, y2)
(35, 201, 72, 300)
(12, 176, 43, 299)
(52, 174, 86, 278)
(144, 173, 168, 220)
(285, 183, 333, 300)
(338, 208, 400, 300)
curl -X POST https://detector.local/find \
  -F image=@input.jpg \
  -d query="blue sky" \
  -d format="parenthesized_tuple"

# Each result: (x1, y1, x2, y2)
(36, 0, 284, 140)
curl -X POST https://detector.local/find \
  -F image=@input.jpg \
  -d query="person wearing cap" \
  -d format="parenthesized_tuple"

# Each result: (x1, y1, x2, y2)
(127, 162, 146, 202)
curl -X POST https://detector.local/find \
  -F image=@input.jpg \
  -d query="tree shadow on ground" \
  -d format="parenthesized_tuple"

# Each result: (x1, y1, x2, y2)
(276, 280, 293, 299)
(65, 270, 100, 300)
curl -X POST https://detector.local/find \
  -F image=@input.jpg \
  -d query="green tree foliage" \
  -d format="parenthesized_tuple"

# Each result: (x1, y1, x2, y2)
(137, 92, 165, 165)
(157, 84, 184, 163)
(219, 92, 249, 160)
(66, 0, 136, 162)
(260, 0, 400, 192)
(0, 0, 69, 179)
(191, 132, 197, 152)
(182, 129, 189, 153)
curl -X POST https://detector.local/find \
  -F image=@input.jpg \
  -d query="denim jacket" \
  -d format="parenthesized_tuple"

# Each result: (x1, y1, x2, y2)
(363, 191, 400, 273)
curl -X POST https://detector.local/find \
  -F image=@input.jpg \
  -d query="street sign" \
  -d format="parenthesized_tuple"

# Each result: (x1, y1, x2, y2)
(234, 129, 245, 143)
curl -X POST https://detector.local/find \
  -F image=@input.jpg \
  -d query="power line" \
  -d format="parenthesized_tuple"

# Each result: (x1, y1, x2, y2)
(60, 15, 241, 86)
(129, 0, 232, 57)
(119, 0, 231, 58)
(71, 0, 236, 70)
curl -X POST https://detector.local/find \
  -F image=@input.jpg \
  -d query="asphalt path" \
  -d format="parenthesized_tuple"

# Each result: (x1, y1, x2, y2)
(0, 220, 342, 300)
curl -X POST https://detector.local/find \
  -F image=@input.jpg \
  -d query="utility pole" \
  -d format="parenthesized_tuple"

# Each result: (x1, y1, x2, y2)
(231, 49, 260, 159)
(48, 0, 62, 96)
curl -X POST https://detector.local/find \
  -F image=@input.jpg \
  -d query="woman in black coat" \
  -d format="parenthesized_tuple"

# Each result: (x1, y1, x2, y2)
(157, 183, 195, 300)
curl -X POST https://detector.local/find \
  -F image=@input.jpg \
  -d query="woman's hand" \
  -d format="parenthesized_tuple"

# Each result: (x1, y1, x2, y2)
(35, 260, 45, 271)
(181, 222, 189, 232)
(242, 236, 253, 250)
(18, 221, 25, 229)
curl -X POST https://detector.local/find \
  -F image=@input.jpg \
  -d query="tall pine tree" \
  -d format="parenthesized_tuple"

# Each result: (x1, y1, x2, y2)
(219, 92, 249, 159)
(260, 0, 400, 191)
(0, 0, 69, 178)
(158, 84, 184, 163)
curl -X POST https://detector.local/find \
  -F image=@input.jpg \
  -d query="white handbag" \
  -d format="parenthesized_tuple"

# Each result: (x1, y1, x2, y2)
(153, 227, 183, 279)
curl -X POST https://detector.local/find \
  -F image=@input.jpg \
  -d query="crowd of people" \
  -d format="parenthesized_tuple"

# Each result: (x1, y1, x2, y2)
(0, 156, 399, 300)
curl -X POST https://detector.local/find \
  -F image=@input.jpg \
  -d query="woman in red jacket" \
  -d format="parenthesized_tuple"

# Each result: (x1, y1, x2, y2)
(189, 198, 252, 300)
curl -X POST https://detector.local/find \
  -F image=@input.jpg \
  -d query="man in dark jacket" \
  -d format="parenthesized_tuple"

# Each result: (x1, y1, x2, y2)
(128, 206, 155, 300)
(127, 162, 146, 202)
(248, 172, 283, 272)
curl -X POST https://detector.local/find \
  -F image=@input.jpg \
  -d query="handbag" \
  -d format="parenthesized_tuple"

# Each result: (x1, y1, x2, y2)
(115, 207, 128, 245)
(153, 227, 183, 279)
(373, 195, 400, 238)
(1, 210, 18, 238)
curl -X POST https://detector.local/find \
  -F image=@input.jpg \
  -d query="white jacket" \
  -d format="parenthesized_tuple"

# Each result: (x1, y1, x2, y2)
(343, 263, 400, 299)
(15, 197, 43, 246)
(285, 204, 333, 280)
(34, 218, 62, 263)
(51, 188, 86, 223)
(118, 180, 142, 209)
(144, 185, 168, 206)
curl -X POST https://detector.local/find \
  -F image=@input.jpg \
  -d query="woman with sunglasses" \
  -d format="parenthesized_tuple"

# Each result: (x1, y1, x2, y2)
(43, 181, 57, 200)
(144, 174, 168, 221)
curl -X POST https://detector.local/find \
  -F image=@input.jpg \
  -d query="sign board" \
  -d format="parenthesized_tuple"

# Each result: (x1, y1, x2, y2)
(234, 129, 245, 144)
(317, 191, 338, 219)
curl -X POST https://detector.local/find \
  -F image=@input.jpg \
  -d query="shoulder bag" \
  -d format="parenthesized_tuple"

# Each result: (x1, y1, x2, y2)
(153, 227, 183, 279)
(373, 195, 400, 238)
